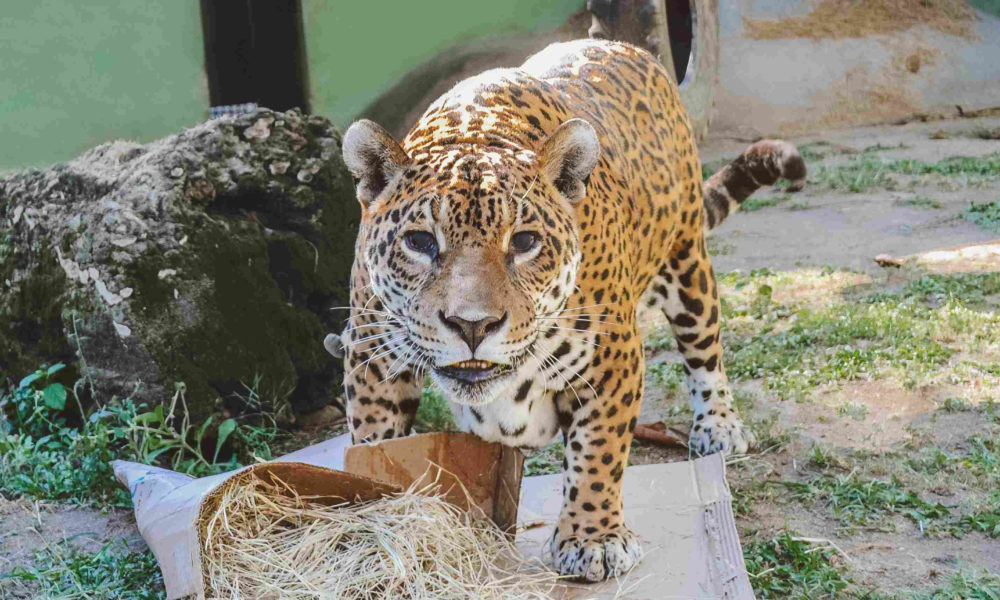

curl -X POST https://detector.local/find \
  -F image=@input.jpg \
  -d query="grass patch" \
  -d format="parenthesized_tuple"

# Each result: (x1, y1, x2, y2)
(743, 195, 789, 212)
(524, 441, 564, 476)
(906, 433, 999, 494)
(648, 361, 686, 397)
(813, 153, 1000, 193)
(915, 569, 1000, 600)
(837, 401, 870, 421)
(964, 200, 1000, 232)
(871, 569, 1000, 599)
(860, 142, 908, 153)
(724, 299, 952, 398)
(797, 141, 842, 162)
(940, 396, 976, 413)
(0, 541, 163, 600)
(889, 153, 1000, 177)
(962, 436, 1000, 483)
(957, 509, 1000, 537)
(749, 411, 794, 452)
(780, 473, 950, 530)
(807, 445, 845, 470)
(0, 365, 278, 507)
(899, 272, 1000, 305)
(797, 440, 1000, 538)
(414, 386, 457, 432)
(813, 157, 893, 193)
(743, 532, 850, 599)
(896, 195, 943, 209)
(718, 269, 1000, 399)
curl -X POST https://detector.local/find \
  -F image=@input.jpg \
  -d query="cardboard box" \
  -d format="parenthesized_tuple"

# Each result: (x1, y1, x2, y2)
(114, 432, 754, 600)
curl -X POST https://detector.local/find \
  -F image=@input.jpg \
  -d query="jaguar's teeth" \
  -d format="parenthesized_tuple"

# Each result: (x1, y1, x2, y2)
(452, 360, 495, 369)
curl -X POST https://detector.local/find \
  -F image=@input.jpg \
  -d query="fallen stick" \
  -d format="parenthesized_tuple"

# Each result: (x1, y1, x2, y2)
(633, 422, 689, 448)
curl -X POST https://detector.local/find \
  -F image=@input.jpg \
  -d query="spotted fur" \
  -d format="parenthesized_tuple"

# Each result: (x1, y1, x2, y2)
(338, 40, 790, 582)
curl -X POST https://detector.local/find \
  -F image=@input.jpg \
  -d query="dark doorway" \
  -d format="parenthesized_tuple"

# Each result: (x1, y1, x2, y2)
(200, 0, 309, 113)
(665, 0, 693, 84)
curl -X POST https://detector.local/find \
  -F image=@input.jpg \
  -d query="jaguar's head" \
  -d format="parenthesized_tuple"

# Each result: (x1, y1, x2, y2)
(342, 118, 599, 405)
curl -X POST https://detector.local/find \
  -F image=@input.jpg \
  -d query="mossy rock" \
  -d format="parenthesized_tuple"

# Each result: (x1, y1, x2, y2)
(0, 110, 358, 419)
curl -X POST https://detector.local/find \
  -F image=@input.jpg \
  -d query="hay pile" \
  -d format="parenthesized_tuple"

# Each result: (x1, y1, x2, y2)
(201, 474, 557, 600)
(743, 0, 979, 41)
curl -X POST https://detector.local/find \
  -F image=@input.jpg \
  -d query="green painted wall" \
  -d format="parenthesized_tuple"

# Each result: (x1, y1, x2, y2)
(302, 0, 582, 128)
(0, 1, 208, 172)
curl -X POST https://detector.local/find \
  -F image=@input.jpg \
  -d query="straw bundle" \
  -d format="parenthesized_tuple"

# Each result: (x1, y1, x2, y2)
(201, 474, 557, 600)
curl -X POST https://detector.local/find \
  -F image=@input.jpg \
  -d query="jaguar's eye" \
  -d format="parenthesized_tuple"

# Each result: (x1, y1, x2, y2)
(510, 231, 540, 254)
(404, 230, 438, 257)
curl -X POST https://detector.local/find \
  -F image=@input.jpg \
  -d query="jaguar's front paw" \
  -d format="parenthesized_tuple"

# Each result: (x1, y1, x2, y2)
(690, 409, 753, 455)
(551, 528, 643, 582)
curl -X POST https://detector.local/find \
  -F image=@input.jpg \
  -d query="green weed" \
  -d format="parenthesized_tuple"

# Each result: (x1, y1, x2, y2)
(813, 158, 892, 193)
(524, 441, 565, 476)
(414, 386, 457, 432)
(962, 436, 999, 482)
(813, 153, 1000, 192)
(742, 196, 789, 212)
(807, 446, 845, 470)
(897, 272, 1000, 305)
(797, 142, 833, 162)
(957, 510, 1000, 537)
(648, 361, 686, 396)
(643, 324, 676, 352)
(896, 196, 943, 209)
(748, 411, 793, 452)
(0, 541, 164, 600)
(890, 154, 1000, 177)
(837, 401, 870, 421)
(871, 568, 1000, 599)
(862, 143, 907, 153)
(964, 201, 1000, 232)
(780, 474, 949, 529)
(916, 569, 1000, 600)
(906, 446, 953, 476)
(940, 397, 975, 413)
(905, 434, 998, 493)
(0, 366, 278, 506)
(743, 532, 851, 599)
(724, 299, 952, 399)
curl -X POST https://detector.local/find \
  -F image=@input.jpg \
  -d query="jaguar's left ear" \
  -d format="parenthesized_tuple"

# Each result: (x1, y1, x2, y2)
(540, 118, 600, 204)
(342, 119, 411, 206)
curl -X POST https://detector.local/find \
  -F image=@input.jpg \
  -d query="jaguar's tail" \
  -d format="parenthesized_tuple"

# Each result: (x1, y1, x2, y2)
(702, 140, 807, 231)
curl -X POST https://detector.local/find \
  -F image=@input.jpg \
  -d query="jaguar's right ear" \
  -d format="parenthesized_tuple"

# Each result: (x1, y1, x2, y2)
(342, 120, 410, 206)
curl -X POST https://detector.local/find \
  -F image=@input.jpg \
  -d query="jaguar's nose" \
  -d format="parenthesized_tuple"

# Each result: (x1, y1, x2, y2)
(439, 310, 508, 353)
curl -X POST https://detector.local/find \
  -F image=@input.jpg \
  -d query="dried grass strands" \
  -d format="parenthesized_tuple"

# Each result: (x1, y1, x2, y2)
(743, 0, 979, 41)
(201, 473, 558, 600)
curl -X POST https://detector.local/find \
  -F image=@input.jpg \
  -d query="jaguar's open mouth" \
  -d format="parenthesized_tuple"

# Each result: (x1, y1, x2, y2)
(436, 360, 514, 384)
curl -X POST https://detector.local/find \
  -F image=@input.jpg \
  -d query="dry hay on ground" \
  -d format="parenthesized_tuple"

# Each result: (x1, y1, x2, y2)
(201, 474, 557, 600)
(744, 0, 978, 40)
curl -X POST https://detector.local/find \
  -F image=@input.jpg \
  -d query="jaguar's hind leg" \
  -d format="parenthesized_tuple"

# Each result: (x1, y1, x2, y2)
(643, 234, 752, 455)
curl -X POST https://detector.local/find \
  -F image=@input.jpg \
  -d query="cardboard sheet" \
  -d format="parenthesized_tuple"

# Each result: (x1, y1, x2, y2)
(516, 457, 754, 599)
(114, 433, 754, 600)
